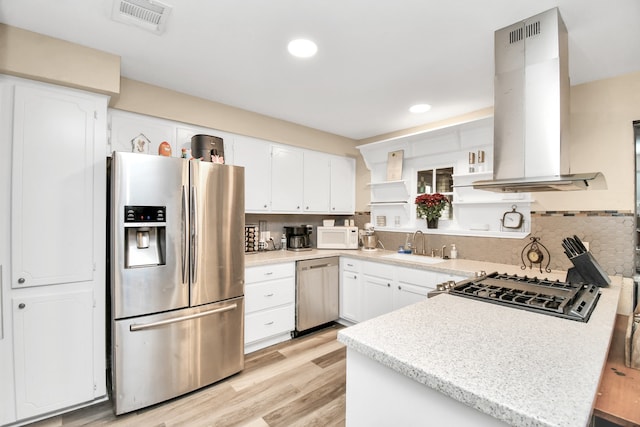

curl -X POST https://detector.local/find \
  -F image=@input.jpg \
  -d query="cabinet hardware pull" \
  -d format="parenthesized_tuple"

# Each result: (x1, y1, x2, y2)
(265, 293, 274, 297)
(265, 321, 274, 325)
(387, 283, 391, 287)
(265, 272, 273, 275)
(18, 278, 25, 284)
(18, 303, 25, 309)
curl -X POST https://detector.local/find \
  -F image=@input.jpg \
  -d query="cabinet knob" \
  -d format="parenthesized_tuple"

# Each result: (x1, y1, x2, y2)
(18, 277, 25, 284)
(398, 285, 401, 290)
(332, 207, 336, 211)
(18, 303, 25, 309)
(306, 206, 309, 210)
(264, 204, 268, 208)
(297, 206, 300, 210)
(387, 283, 391, 287)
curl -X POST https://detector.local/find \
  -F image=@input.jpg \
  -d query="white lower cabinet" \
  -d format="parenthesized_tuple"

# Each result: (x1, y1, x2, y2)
(362, 274, 394, 321)
(355, 261, 449, 322)
(339, 258, 362, 323)
(244, 263, 295, 353)
(12, 286, 95, 419)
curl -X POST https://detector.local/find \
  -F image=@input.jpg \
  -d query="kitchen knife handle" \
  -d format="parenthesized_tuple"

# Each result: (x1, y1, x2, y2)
(181, 185, 188, 284)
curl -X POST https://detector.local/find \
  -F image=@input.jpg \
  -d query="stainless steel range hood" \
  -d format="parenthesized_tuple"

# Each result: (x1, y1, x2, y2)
(473, 8, 605, 193)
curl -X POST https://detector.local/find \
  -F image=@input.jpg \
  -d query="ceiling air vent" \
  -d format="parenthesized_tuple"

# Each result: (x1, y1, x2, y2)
(111, 0, 172, 34)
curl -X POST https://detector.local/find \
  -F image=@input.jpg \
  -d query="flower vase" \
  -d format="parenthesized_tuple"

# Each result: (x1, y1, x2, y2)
(427, 218, 439, 229)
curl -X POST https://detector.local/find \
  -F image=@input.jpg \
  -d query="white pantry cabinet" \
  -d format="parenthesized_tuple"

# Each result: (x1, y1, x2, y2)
(0, 76, 107, 426)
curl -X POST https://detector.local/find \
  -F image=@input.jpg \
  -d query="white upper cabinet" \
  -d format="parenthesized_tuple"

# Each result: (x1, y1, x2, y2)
(11, 85, 98, 288)
(271, 145, 304, 212)
(107, 110, 356, 215)
(303, 151, 331, 213)
(109, 110, 175, 156)
(330, 155, 356, 214)
(234, 135, 272, 212)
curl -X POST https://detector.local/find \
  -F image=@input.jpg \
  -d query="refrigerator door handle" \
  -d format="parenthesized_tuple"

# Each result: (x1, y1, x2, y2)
(181, 185, 188, 284)
(129, 303, 238, 331)
(190, 184, 198, 283)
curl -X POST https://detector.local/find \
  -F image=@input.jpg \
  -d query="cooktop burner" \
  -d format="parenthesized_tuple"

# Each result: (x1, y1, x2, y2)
(448, 272, 600, 322)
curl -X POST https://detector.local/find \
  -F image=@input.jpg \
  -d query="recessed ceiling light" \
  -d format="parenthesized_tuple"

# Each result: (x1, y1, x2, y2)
(287, 39, 318, 58)
(409, 104, 432, 113)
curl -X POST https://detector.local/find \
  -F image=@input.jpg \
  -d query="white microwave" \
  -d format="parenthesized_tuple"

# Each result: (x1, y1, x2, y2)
(316, 226, 359, 249)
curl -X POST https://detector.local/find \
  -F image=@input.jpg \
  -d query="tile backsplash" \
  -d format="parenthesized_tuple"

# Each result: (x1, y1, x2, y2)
(371, 211, 636, 278)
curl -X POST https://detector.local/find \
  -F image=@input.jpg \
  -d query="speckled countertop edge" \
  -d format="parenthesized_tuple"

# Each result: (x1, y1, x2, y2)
(337, 281, 622, 427)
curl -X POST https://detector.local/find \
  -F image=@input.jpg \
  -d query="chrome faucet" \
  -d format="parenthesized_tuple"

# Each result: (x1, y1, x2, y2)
(441, 245, 447, 259)
(412, 230, 425, 255)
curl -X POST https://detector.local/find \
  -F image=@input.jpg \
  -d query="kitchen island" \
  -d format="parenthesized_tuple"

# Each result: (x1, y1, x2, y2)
(337, 274, 623, 427)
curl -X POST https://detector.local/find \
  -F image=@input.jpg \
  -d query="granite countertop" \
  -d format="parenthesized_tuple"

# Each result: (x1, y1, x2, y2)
(246, 248, 573, 279)
(337, 274, 623, 427)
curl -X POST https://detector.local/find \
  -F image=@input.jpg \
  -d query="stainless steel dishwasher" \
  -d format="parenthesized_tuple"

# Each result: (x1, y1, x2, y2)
(295, 257, 339, 335)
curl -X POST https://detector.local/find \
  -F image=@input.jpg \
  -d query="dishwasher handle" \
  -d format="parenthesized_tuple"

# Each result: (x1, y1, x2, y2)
(297, 257, 339, 272)
(303, 263, 335, 270)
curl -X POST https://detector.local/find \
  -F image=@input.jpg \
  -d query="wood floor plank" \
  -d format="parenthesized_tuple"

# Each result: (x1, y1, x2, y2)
(229, 339, 344, 392)
(38, 324, 346, 427)
(261, 378, 346, 426)
(312, 346, 347, 369)
(286, 395, 346, 427)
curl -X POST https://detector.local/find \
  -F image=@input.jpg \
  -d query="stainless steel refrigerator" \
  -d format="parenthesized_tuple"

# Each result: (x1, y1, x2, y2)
(109, 152, 245, 415)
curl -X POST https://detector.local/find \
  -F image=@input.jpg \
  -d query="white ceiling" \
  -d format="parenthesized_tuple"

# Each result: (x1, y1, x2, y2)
(1, 0, 640, 140)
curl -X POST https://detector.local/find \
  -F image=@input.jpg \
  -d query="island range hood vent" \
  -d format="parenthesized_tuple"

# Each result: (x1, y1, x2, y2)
(473, 8, 605, 193)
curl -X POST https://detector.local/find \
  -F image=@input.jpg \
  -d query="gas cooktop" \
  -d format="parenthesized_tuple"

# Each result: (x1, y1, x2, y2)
(446, 272, 600, 322)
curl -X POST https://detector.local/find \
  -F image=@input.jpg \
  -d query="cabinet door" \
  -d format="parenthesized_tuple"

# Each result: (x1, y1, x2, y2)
(362, 275, 394, 321)
(11, 85, 97, 288)
(303, 151, 330, 212)
(234, 135, 271, 212)
(109, 109, 175, 156)
(271, 145, 303, 212)
(12, 288, 94, 419)
(330, 155, 356, 214)
(340, 270, 361, 322)
(394, 282, 429, 309)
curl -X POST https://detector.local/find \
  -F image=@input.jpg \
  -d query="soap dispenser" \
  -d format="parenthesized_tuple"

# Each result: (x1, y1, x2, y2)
(450, 244, 458, 259)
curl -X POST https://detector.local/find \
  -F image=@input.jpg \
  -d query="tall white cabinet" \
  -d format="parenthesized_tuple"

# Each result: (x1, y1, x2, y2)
(0, 76, 108, 426)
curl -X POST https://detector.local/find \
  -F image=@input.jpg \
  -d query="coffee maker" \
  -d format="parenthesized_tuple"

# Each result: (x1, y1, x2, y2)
(284, 225, 313, 251)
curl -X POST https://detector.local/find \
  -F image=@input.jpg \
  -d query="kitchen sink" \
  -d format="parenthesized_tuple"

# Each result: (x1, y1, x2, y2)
(381, 253, 445, 264)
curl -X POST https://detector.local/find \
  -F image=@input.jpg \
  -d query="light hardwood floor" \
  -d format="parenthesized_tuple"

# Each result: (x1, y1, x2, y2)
(30, 324, 346, 427)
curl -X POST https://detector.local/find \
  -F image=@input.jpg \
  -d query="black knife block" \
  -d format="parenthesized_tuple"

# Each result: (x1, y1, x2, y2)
(565, 251, 610, 287)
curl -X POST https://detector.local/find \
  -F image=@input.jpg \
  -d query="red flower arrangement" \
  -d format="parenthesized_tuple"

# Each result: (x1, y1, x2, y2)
(415, 193, 449, 221)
